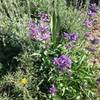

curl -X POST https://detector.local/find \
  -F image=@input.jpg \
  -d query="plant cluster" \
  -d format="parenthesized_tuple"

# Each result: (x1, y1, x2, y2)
(0, 0, 98, 100)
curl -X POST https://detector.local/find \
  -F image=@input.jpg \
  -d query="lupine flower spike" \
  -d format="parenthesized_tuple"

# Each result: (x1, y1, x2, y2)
(53, 55, 72, 71)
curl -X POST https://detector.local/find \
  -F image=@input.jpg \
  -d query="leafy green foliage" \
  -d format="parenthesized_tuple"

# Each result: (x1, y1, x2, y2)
(0, 0, 97, 100)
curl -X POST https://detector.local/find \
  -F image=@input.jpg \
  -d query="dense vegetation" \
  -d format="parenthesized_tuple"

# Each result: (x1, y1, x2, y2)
(0, 0, 99, 100)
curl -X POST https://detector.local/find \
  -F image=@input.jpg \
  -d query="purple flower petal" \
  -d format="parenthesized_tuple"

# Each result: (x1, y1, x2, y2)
(84, 19, 93, 28)
(40, 13, 49, 22)
(87, 10, 96, 17)
(69, 32, 78, 42)
(63, 32, 69, 39)
(89, 3, 97, 12)
(53, 55, 72, 71)
(28, 13, 51, 42)
(41, 33, 50, 41)
(48, 84, 57, 95)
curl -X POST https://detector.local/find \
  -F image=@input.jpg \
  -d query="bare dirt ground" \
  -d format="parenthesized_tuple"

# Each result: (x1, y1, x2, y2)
(94, 15, 100, 100)
(85, 12, 100, 100)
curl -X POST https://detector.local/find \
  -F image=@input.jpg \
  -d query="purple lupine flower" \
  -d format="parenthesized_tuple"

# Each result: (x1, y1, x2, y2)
(53, 55, 72, 71)
(39, 25, 51, 41)
(89, 3, 97, 12)
(41, 33, 51, 41)
(84, 19, 93, 28)
(29, 21, 37, 27)
(63, 32, 69, 39)
(69, 32, 78, 42)
(39, 26, 49, 33)
(48, 84, 57, 95)
(87, 10, 96, 17)
(53, 58, 59, 65)
(39, 13, 51, 41)
(40, 13, 49, 22)
(28, 22, 38, 33)
(40, 19, 49, 28)
(28, 22, 40, 40)
(88, 3, 97, 17)
(28, 13, 51, 42)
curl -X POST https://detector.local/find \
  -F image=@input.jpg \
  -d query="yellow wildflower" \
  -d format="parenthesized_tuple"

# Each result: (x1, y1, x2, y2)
(20, 78, 28, 85)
